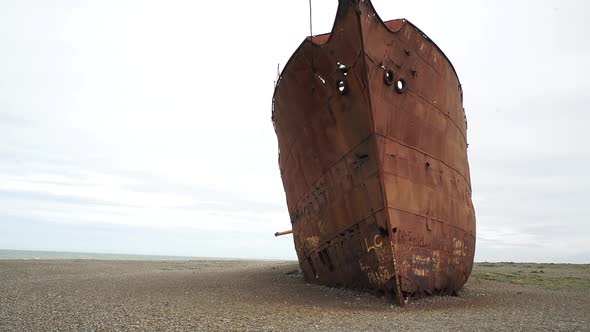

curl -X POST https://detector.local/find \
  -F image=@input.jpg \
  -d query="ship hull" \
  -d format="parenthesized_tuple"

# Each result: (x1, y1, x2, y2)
(272, 0, 475, 305)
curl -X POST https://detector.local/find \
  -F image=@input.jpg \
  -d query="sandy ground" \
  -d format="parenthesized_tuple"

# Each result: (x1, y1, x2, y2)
(0, 260, 588, 331)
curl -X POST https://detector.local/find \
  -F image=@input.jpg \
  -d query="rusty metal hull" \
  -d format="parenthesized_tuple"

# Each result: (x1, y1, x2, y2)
(272, 0, 475, 305)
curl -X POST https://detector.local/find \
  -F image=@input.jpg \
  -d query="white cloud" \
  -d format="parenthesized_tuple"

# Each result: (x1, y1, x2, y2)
(0, 0, 589, 261)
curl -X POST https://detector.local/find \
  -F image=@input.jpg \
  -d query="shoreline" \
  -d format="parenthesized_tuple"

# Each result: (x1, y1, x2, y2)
(0, 249, 296, 261)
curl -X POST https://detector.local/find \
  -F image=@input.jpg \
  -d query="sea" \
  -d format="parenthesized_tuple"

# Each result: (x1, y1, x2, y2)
(0, 249, 199, 260)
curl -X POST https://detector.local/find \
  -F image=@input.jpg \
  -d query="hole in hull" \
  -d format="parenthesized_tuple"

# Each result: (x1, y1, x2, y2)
(384, 69, 394, 85)
(395, 79, 406, 93)
(337, 80, 347, 94)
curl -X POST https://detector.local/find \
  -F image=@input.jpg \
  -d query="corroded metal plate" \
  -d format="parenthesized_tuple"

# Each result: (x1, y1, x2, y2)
(272, 0, 475, 305)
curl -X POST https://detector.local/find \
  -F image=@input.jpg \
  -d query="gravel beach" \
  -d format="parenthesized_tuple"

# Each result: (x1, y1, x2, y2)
(0, 260, 588, 331)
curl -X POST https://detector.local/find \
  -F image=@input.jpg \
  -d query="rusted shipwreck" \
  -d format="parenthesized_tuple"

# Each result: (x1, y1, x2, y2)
(272, 0, 475, 305)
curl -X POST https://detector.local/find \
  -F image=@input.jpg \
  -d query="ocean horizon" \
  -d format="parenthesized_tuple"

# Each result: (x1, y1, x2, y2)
(0, 249, 220, 261)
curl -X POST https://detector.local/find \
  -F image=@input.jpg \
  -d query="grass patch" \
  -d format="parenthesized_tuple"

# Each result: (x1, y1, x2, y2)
(473, 263, 590, 290)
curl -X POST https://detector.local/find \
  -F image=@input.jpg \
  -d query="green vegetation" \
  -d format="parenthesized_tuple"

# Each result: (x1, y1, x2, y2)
(473, 262, 590, 290)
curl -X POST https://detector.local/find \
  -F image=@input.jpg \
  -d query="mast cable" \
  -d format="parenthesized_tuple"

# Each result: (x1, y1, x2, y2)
(309, 0, 313, 38)
(309, 0, 315, 73)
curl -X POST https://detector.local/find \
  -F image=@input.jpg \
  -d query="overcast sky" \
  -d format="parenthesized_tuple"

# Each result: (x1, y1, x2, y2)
(0, 0, 588, 262)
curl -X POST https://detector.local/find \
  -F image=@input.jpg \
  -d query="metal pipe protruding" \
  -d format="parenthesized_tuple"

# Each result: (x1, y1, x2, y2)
(274, 230, 293, 237)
